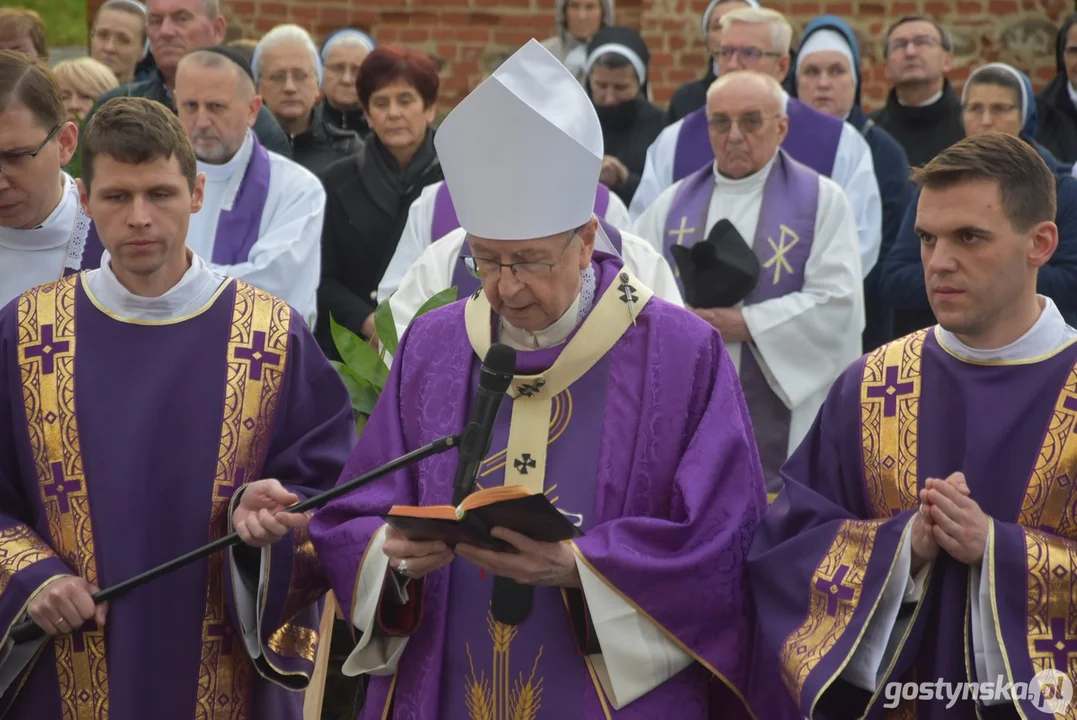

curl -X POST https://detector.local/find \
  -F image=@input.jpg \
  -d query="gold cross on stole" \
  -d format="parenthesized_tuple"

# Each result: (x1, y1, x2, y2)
(763, 225, 799, 285)
(668, 216, 695, 245)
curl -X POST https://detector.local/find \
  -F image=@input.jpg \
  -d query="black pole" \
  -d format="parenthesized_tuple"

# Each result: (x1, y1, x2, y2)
(9, 434, 459, 645)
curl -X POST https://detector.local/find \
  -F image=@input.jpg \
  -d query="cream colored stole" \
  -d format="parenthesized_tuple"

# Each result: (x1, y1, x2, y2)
(463, 269, 654, 494)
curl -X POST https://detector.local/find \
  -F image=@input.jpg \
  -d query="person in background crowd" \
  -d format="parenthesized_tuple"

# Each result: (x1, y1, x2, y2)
(0, 52, 91, 308)
(794, 15, 910, 352)
(226, 37, 258, 63)
(253, 24, 361, 176)
(882, 62, 1077, 331)
(52, 58, 120, 126)
(871, 15, 964, 167)
(584, 26, 665, 207)
(91, 0, 291, 158)
(90, 0, 148, 85)
(541, 0, 613, 84)
(0, 8, 47, 61)
(320, 28, 375, 137)
(1035, 13, 1077, 165)
(316, 46, 442, 355)
(666, 0, 759, 123)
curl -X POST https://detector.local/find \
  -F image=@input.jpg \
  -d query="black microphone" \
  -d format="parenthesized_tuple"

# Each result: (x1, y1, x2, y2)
(451, 343, 516, 506)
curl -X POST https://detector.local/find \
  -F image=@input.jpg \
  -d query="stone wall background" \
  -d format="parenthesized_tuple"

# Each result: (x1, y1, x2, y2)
(88, 0, 1076, 112)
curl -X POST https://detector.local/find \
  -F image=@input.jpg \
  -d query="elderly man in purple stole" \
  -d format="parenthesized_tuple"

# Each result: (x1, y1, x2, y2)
(634, 71, 863, 498)
(309, 40, 796, 720)
(628, 7, 881, 279)
(377, 177, 631, 303)
(85, 46, 327, 326)
(0, 97, 353, 719)
(749, 132, 1077, 718)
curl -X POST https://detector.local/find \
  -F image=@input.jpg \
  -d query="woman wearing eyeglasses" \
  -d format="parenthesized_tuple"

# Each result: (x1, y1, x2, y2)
(881, 62, 1077, 331)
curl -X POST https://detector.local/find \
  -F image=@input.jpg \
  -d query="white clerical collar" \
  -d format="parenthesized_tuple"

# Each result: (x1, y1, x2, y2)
(935, 296, 1077, 363)
(712, 152, 777, 194)
(498, 266, 597, 350)
(897, 87, 944, 107)
(198, 131, 255, 211)
(84, 249, 228, 322)
(0, 173, 77, 251)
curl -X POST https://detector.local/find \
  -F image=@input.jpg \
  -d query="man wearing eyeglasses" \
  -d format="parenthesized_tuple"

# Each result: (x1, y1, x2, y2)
(634, 70, 863, 496)
(870, 15, 965, 168)
(0, 51, 91, 309)
(628, 7, 881, 288)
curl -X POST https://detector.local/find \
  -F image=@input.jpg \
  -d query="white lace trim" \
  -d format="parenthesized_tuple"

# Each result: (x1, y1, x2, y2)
(576, 265, 597, 325)
(64, 203, 90, 271)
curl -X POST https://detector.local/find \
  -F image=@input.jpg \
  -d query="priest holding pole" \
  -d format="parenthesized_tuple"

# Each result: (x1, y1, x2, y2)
(309, 39, 795, 720)
(0, 96, 353, 719)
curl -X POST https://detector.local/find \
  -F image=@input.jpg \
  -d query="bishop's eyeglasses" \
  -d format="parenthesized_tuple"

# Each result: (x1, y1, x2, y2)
(461, 232, 577, 280)
(0, 124, 61, 175)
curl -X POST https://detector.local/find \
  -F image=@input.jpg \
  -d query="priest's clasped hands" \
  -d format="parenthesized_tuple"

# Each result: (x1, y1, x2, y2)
(689, 306, 751, 344)
(911, 471, 990, 572)
(27, 479, 308, 638)
(383, 526, 583, 588)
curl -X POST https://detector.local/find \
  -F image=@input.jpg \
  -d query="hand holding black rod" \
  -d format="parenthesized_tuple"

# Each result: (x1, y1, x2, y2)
(9, 433, 460, 645)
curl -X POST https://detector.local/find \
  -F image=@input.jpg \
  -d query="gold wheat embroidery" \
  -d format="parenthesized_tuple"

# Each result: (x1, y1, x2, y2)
(465, 612, 545, 720)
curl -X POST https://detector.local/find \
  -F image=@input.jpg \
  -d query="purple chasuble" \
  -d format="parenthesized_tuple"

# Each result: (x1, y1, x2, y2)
(664, 150, 819, 490)
(0, 277, 354, 720)
(310, 255, 797, 719)
(749, 329, 1077, 718)
(672, 98, 842, 183)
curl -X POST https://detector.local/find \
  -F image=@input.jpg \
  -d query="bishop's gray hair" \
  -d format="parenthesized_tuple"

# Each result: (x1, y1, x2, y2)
(252, 24, 323, 85)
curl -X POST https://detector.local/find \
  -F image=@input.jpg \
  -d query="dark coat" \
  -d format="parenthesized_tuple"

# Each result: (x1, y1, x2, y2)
(315, 131, 443, 357)
(289, 103, 362, 177)
(870, 80, 965, 168)
(1034, 14, 1077, 165)
(598, 96, 666, 207)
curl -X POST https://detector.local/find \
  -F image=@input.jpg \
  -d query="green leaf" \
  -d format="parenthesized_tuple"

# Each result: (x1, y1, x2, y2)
(330, 315, 388, 390)
(414, 287, 460, 321)
(374, 295, 400, 358)
(330, 361, 381, 416)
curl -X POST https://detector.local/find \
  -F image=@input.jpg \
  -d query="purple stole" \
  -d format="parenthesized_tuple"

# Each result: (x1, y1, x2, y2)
(438, 334, 611, 719)
(664, 150, 819, 489)
(672, 98, 842, 183)
(210, 135, 273, 264)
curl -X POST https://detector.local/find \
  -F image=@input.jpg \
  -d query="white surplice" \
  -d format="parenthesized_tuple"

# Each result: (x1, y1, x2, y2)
(0, 173, 90, 309)
(628, 92, 882, 277)
(377, 180, 633, 303)
(385, 225, 684, 343)
(841, 298, 1077, 702)
(187, 131, 325, 325)
(633, 152, 864, 458)
(345, 283, 694, 709)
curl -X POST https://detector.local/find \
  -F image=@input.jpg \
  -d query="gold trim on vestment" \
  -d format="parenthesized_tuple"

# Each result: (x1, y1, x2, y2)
(16, 276, 109, 720)
(860, 331, 927, 519)
(266, 624, 318, 663)
(569, 542, 759, 720)
(195, 282, 291, 718)
(1018, 355, 1077, 534)
(80, 273, 233, 326)
(0, 526, 56, 595)
(932, 325, 1077, 366)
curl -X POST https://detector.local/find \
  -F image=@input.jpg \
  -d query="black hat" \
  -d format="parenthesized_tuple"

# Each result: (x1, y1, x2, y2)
(669, 219, 760, 308)
(585, 26, 650, 92)
(198, 45, 255, 83)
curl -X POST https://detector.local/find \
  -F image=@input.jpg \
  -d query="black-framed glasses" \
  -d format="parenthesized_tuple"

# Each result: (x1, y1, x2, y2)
(0, 124, 61, 174)
(707, 111, 781, 135)
(461, 232, 577, 280)
(716, 46, 783, 63)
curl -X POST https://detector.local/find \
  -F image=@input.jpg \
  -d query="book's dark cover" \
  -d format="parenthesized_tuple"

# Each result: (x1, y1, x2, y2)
(382, 494, 582, 552)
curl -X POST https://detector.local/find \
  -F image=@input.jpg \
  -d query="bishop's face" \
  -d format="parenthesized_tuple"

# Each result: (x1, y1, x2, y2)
(467, 221, 596, 333)
(78, 154, 203, 284)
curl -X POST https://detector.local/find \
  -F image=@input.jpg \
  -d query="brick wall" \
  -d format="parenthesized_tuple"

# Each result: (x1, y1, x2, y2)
(90, 0, 1074, 111)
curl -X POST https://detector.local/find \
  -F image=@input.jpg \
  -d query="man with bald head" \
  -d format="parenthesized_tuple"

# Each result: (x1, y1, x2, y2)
(635, 70, 863, 496)
(90, 0, 290, 156)
(169, 47, 325, 323)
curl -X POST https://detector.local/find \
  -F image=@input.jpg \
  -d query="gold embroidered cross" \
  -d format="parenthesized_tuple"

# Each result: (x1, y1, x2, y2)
(667, 216, 695, 245)
(763, 225, 800, 285)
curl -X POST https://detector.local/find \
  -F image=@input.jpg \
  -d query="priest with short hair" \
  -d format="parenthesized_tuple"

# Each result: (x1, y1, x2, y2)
(309, 40, 795, 720)
(634, 70, 864, 496)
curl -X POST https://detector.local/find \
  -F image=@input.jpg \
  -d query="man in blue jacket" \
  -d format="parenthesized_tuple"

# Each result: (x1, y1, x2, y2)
(882, 62, 1077, 329)
(793, 15, 910, 351)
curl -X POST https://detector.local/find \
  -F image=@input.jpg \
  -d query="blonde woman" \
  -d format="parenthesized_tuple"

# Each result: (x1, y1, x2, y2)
(52, 57, 119, 124)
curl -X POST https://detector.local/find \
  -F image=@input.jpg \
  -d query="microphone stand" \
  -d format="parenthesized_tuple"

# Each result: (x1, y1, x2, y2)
(10, 434, 460, 645)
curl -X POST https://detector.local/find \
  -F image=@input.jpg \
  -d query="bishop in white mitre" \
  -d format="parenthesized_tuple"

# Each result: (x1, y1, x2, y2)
(634, 71, 864, 495)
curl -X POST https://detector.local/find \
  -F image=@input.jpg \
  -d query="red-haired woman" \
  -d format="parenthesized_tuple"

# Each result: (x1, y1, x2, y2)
(316, 45, 442, 356)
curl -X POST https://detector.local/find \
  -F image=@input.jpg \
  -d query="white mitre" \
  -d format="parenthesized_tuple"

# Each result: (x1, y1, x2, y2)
(434, 39, 617, 253)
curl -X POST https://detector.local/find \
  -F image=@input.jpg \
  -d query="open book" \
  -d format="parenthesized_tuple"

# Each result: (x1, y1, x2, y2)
(382, 485, 582, 553)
